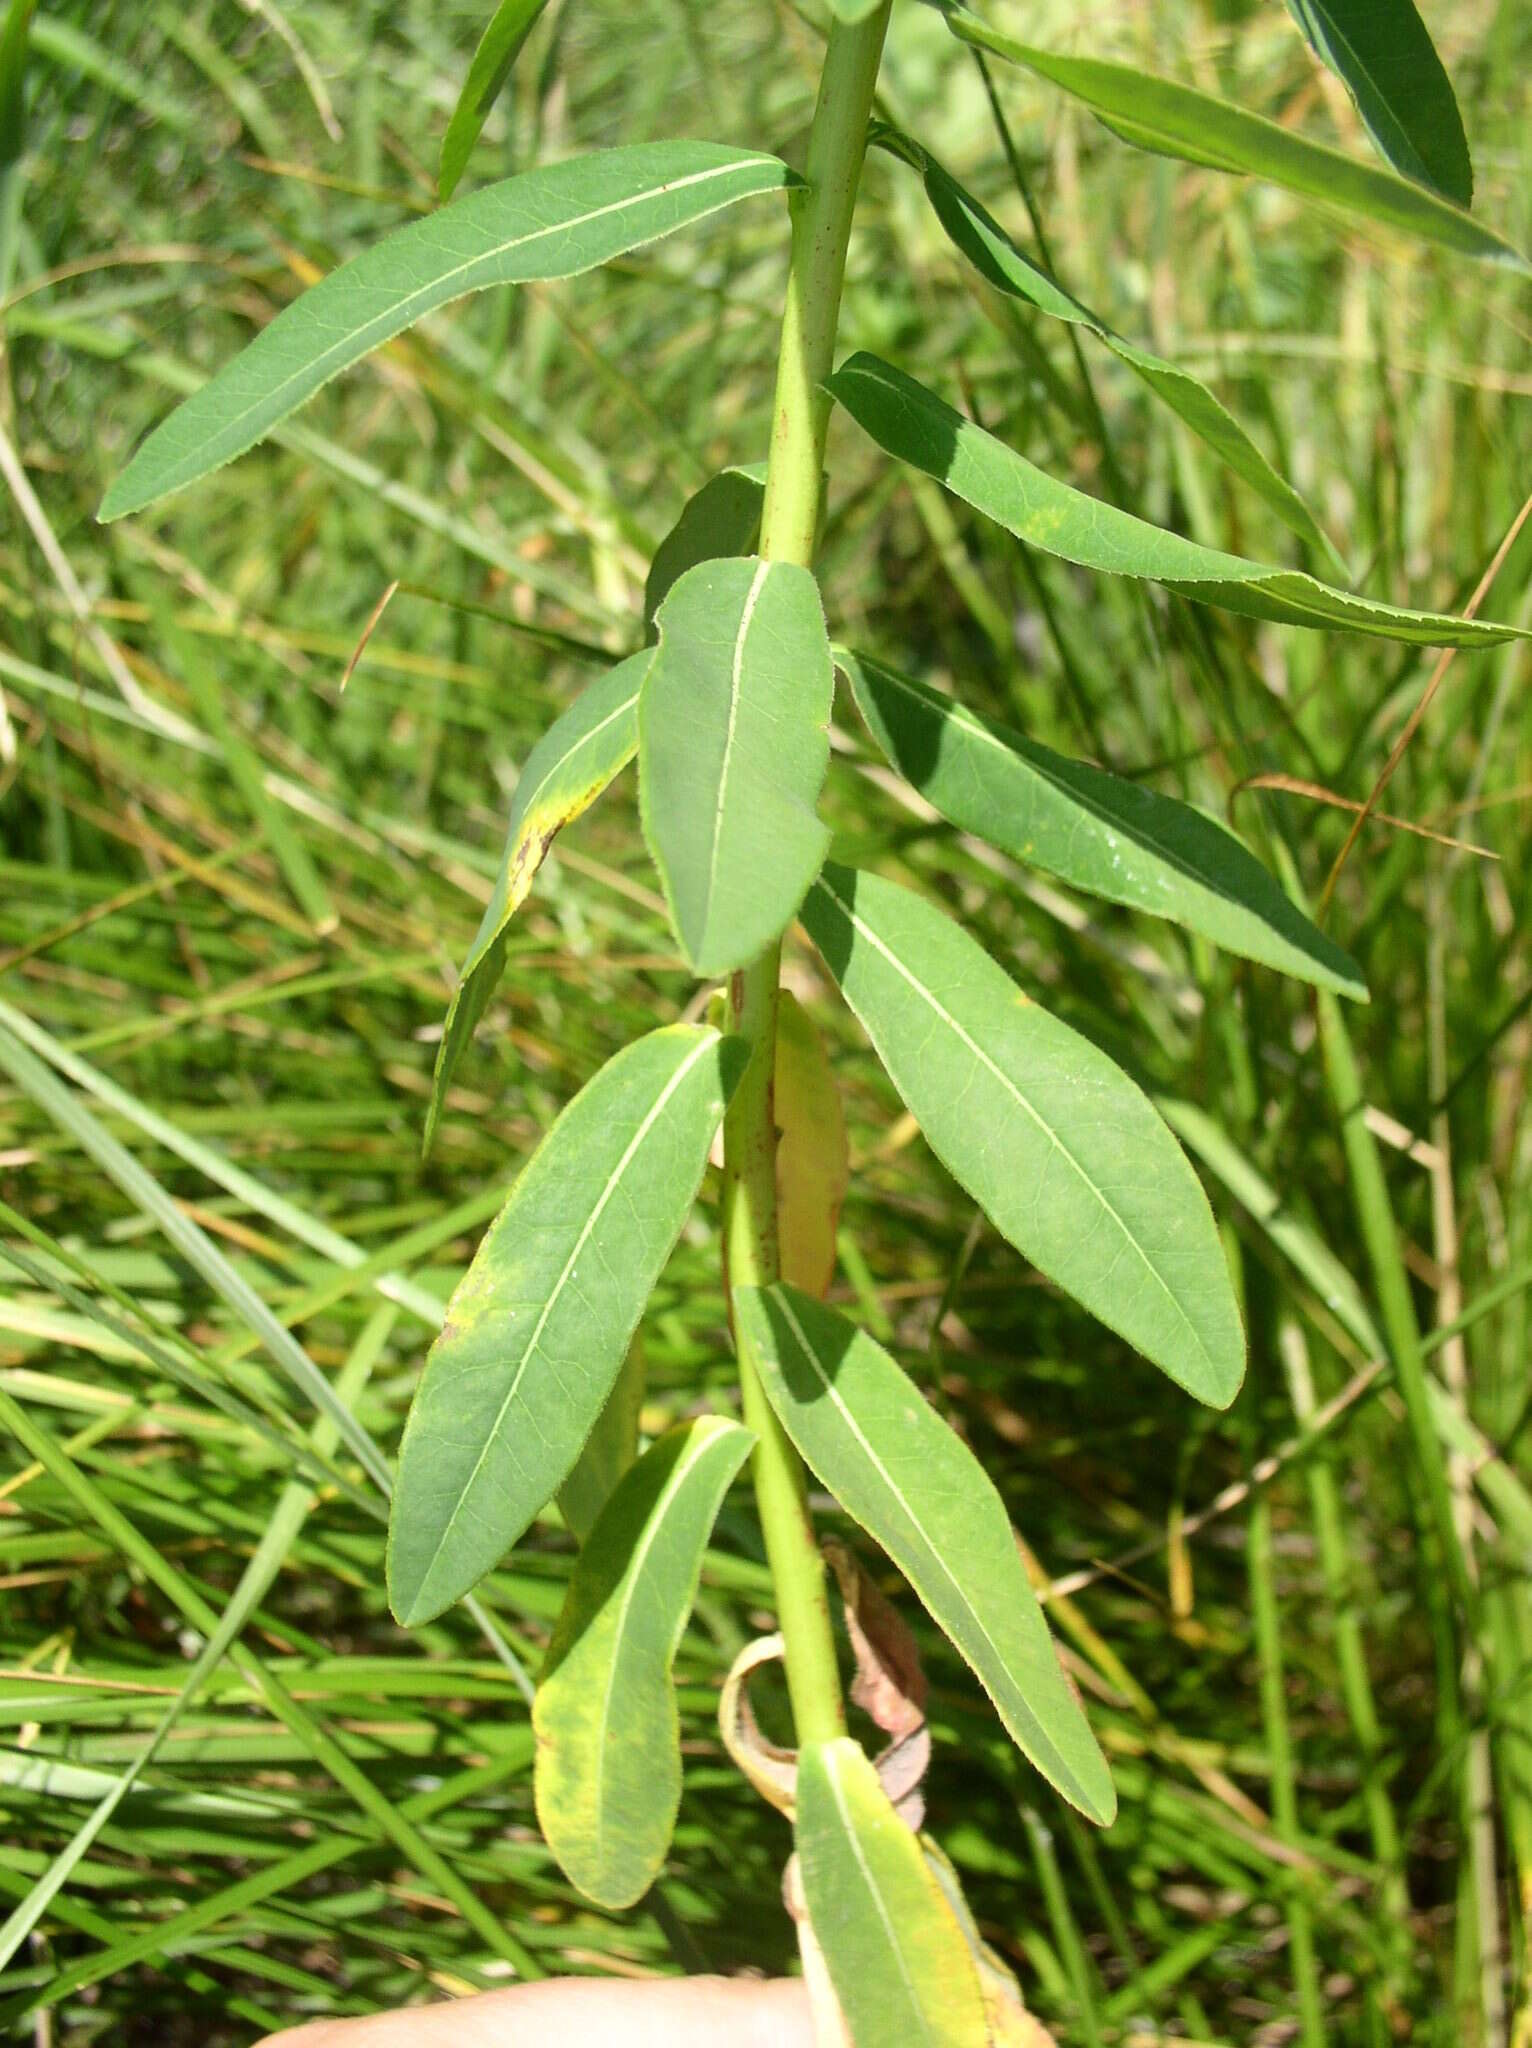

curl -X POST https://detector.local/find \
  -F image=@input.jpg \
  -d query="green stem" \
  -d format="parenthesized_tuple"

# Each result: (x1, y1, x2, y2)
(723, 0, 891, 1754)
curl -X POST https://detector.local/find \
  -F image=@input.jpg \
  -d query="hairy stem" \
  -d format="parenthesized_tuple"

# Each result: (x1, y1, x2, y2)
(723, 0, 891, 1753)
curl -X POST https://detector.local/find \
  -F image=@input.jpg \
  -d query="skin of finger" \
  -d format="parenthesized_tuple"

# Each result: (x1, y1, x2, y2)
(257, 1975, 816, 2048)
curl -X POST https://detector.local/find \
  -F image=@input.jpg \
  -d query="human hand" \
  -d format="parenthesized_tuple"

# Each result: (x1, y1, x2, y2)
(258, 1974, 814, 2046)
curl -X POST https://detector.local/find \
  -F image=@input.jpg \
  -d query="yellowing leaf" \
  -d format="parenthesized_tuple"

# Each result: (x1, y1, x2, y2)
(535, 1418, 753, 1907)
(776, 991, 849, 1298)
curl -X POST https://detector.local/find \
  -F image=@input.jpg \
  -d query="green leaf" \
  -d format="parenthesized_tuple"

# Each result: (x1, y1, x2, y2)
(639, 557, 833, 977)
(826, 0, 887, 19)
(0, 0, 40, 165)
(556, 1338, 646, 1543)
(439, 0, 554, 202)
(827, 353, 1528, 647)
(879, 129, 1344, 573)
(643, 464, 767, 633)
(534, 1417, 753, 1907)
(99, 143, 797, 520)
(388, 1024, 747, 1625)
(839, 648, 1367, 1000)
(425, 647, 649, 1156)
(1287, 0, 1471, 207)
(944, 4, 1525, 271)
(739, 1286, 1116, 1823)
(800, 864, 1245, 1404)
(795, 1738, 992, 2048)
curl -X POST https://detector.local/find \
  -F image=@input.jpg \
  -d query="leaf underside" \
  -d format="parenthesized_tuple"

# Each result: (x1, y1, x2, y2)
(388, 1024, 746, 1625)
(800, 863, 1245, 1405)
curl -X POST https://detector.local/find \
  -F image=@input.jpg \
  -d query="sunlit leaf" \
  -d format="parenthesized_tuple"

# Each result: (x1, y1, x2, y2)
(738, 1286, 1115, 1822)
(425, 647, 649, 1155)
(776, 991, 848, 1297)
(534, 1417, 753, 1907)
(878, 128, 1344, 572)
(389, 1025, 746, 1625)
(439, 0, 554, 201)
(639, 557, 833, 976)
(827, 352, 1527, 647)
(643, 464, 767, 632)
(1286, 0, 1471, 206)
(100, 143, 798, 519)
(944, 4, 1525, 270)
(800, 864, 1245, 1403)
(796, 1739, 991, 2048)
(840, 648, 1366, 998)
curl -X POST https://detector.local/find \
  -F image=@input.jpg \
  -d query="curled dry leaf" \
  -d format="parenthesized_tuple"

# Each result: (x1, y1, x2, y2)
(824, 1537, 930, 1829)
(718, 1633, 799, 1818)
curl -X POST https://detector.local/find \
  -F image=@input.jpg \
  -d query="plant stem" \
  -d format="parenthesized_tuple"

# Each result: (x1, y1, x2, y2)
(723, 0, 891, 1753)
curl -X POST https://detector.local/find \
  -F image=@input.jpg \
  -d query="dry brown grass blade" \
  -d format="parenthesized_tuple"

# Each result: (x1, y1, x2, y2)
(1233, 772, 1500, 859)
(1318, 488, 1532, 914)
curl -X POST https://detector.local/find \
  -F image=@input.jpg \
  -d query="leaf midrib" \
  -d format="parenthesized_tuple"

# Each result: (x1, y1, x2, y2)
(699, 559, 770, 951)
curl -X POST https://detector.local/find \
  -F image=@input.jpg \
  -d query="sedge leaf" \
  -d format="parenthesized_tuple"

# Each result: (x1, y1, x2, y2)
(100, 143, 797, 520)
(440, 0, 554, 202)
(795, 1738, 992, 2048)
(827, 352, 1527, 647)
(739, 1286, 1114, 1821)
(639, 557, 833, 977)
(878, 128, 1344, 573)
(839, 648, 1366, 999)
(1287, 0, 1471, 207)
(800, 865, 1244, 1404)
(643, 464, 767, 633)
(945, 4, 1524, 271)
(389, 1024, 746, 1625)
(426, 647, 649, 1156)
(535, 1418, 753, 1908)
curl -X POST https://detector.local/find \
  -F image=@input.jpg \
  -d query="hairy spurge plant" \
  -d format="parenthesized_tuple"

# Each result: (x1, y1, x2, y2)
(100, 0, 1527, 2033)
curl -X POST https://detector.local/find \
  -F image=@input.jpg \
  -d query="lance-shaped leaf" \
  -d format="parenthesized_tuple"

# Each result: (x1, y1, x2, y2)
(738, 1285, 1115, 1822)
(425, 648, 649, 1155)
(800, 865, 1244, 1404)
(643, 464, 767, 632)
(388, 1024, 746, 1625)
(776, 991, 849, 1298)
(556, 1338, 646, 1544)
(878, 131, 1343, 573)
(840, 649, 1366, 999)
(796, 1739, 992, 2048)
(944, 5, 1525, 272)
(439, 0, 555, 202)
(639, 557, 833, 977)
(1286, 0, 1471, 207)
(827, 354, 1526, 648)
(534, 1417, 753, 1908)
(100, 143, 797, 520)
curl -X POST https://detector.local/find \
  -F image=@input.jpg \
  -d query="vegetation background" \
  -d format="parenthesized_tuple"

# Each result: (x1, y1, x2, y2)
(1, 0, 1529, 2040)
